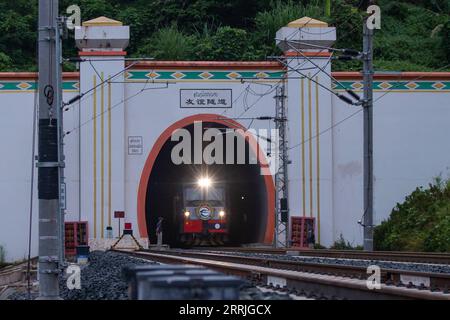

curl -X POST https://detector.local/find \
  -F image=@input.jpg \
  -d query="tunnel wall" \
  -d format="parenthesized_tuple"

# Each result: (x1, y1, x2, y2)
(1, 63, 450, 260)
(137, 114, 275, 244)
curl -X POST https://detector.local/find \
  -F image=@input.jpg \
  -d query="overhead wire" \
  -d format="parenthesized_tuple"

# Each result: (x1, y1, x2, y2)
(372, 63, 450, 104)
(64, 79, 170, 136)
(63, 60, 143, 111)
(287, 62, 450, 152)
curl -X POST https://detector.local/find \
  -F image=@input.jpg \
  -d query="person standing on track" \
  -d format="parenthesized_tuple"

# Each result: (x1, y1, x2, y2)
(307, 228, 315, 249)
(156, 217, 164, 247)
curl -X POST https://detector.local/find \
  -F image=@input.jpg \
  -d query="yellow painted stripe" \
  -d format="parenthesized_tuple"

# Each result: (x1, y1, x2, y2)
(315, 77, 321, 244)
(108, 78, 112, 228)
(308, 76, 313, 218)
(101, 73, 105, 238)
(301, 78, 306, 217)
(93, 76, 97, 239)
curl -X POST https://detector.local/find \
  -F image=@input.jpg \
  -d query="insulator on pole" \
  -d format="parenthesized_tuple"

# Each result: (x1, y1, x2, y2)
(337, 94, 355, 105)
(346, 89, 361, 101)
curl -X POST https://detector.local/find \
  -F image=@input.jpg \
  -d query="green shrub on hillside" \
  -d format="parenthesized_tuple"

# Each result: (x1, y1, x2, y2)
(196, 26, 259, 61)
(138, 25, 196, 60)
(0, 1, 449, 71)
(330, 234, 363, 250)
(374, 178, 450, 252)
(0, 52, 12, 71)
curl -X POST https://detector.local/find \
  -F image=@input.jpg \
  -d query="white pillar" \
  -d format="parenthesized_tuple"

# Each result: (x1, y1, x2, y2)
(277, 17, 336, 246)
(75, 17, 129, 246)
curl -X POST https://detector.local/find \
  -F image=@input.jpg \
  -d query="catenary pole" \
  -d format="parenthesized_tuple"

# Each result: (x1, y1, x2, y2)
(37, 0, 63, 299)
(362, 17, 374, 251)
(274, 83, 289, 247)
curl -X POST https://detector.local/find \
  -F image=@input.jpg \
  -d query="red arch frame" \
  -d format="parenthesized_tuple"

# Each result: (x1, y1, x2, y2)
(137, 114, 275, 244)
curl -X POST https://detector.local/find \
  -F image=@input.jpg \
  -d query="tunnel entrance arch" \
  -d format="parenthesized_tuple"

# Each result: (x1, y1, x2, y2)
(137, 114, 275, 246)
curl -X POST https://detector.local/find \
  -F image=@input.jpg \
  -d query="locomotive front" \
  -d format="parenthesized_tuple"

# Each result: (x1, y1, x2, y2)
(180, 177, 229, 246)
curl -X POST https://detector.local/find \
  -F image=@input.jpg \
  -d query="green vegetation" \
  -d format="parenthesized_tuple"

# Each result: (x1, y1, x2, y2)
(330, 234, 363, 250)
(374, 177, 450, 252)
(0, 0, 448, 71)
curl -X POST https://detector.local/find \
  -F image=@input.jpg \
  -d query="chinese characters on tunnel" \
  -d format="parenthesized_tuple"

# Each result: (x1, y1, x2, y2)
(180, 89, 232, 108)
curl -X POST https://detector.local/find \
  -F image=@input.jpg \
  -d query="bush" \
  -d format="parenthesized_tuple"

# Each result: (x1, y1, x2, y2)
(313, 243, 327, 249)
(138, 25, 196, 60)
(330, 234, 363, 250)
(374, 177, 450, 252)
(253, 0, 327, 58)
(439, 20, 450, 63)
(0, 52, 12, 71)
(197, 26, 262, 61)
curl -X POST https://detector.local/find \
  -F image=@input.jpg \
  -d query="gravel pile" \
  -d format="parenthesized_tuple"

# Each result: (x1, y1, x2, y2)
(8, 251, 293, 300)
(208, 251, 450, 274)
(9, 251, 156, 300)
(60, 251, 157, 300)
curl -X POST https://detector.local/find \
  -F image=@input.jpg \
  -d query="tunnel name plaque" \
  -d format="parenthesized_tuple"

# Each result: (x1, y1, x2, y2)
(180, 89, 232, 108)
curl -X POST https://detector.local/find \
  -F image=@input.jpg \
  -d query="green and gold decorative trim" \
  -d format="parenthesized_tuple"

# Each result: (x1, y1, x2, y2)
(0, 81, 79, 92)
(333, 80, 450, 92)
(125, 70, 286, 81)
(2, 77, 448, 93)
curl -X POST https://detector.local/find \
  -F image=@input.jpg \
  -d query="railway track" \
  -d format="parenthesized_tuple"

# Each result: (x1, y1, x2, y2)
(199, 247, 450, 265)
(113, 249, 450, 300)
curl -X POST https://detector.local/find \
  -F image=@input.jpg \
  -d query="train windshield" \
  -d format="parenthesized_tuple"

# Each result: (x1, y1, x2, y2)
(185, 187, 202, 201)
(184, 186, 225, 206)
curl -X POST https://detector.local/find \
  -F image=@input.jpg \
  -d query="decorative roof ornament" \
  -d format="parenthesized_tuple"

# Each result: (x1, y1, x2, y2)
(75, 16, 129, 52)
(82, 16, 123, 27)
(287, 17, 328, 28)
(276, 16, 336, 52)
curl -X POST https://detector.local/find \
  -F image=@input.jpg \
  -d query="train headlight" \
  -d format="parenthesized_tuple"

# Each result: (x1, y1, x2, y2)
(198, 177, 212, 188)
(184, 211, 190, 218)
(219, 210, 225, 218)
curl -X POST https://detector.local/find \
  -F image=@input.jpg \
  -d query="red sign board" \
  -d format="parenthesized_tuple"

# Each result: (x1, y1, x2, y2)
(114, 211, 125, 219)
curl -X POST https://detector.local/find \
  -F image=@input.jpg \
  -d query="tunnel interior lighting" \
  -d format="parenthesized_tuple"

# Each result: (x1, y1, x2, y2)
(198, 177, 212, 188)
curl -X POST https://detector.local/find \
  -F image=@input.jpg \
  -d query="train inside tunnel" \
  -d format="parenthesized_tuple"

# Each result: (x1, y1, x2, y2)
(143, 118, 274, 247)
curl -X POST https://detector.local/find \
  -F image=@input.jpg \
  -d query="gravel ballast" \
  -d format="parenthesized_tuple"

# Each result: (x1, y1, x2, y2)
(205, 250, 450, 274)
(8, 251, 294, 300)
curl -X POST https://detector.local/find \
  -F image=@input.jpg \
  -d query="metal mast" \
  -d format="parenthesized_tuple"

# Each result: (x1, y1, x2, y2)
(274, 83, 289, 247)
(362, 19, 374, 251)
(37, 0, 63, 299)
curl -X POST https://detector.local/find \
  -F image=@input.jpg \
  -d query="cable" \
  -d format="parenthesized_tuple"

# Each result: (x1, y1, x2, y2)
(288, 62, 450, 152)
(65, 57, 154, 63)
(63, 60, 141, 110)
(64, 64, 158, 122)
(277, 57, 354, 104)
(285, 41, 361, 103)
(237, 80, 283, 119)
(276, 38, 346, 53)
(290, 108, 363, 151)
(88, 59, 102, 80)
(372, 63, 450, 104)
(26, 79, 38, 300)
(64, 81, 170, 136)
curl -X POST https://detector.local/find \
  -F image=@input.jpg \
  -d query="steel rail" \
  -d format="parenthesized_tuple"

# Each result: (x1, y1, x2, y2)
(113, 249, 450, 300)
(200, 247, 450, 265)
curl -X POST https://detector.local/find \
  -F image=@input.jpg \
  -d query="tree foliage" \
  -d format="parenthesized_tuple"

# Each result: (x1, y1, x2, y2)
(374, 178, 450, 252)
(0, 0, 448, 72)
(138, 25, 196, 60)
